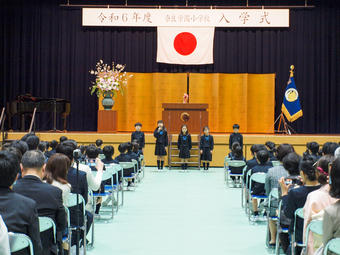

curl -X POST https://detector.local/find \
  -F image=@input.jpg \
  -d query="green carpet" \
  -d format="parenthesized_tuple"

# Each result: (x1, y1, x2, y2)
(87, 167, 272, 255)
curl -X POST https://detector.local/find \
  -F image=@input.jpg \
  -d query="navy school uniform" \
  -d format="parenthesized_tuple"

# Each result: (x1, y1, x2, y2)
(131, 131, 145, 152)
(178, 134, 192, 159)
(229, 132, 243, 150)
(115, 153, 135, 177)
(200, 135, 214, 161)
(154, 127, 168, 156)
(250, 163, 272, 195)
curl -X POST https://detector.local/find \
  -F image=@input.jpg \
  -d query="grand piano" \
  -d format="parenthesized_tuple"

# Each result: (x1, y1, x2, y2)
(7, 95, 71, 131)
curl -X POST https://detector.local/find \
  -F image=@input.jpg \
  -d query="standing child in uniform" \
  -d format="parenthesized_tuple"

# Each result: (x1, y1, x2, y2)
(131, 122, 145, 155)
(154, 120, 168, 170)
(229, 124, 243, 152)
(178, 125, 192, 170)
(200, 126, 214, 170)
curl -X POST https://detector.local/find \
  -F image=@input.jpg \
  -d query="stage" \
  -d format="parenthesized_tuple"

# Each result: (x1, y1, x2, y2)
(2, 132, 340, 167)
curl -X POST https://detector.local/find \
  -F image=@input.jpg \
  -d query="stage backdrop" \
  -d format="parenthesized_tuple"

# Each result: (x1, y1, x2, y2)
(99, 73, 275, 133)
(1, 0, 340, 133)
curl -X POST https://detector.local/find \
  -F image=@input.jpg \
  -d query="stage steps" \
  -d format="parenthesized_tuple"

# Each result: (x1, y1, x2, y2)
(168, 134, 201, 169)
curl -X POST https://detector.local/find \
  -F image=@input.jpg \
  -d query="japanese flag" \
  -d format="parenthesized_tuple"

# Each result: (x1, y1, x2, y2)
(157, 27, 215, 65)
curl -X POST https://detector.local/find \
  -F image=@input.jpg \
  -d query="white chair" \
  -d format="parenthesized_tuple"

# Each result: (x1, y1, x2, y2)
(8, 232, 34, 254)
(223, 156, 230, 182)
(271, 161, 281, 167)
(291, 208, 305, 255)
(119, 162, 137, 191)
(38, 217, 56, 244)
(139, 155, 145, 180)
(62, 206, 71, 255)
(247, 172, 268, 221)
(305, 220, 323, 255)
(265, 188, 279, 248)
(324, 238, 340, 255)
(131, 159, 140, 184)
(225, 159, 246, 187)
(240, 166, 248, 208)
(275, 200, 289, 255)
(66, 193, 87, 254)
(91, 166, 116, 220)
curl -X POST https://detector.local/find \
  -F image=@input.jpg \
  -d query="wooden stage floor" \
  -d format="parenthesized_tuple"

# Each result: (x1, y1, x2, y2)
(2, 132, 340, 167)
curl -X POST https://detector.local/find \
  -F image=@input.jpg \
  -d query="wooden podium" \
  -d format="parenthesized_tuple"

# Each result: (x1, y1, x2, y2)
(97, 110, 117, 133)
(162, 103, 208, 134)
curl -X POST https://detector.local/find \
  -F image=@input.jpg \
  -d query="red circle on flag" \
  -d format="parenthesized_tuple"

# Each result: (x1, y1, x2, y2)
(173, 32, 197, 56)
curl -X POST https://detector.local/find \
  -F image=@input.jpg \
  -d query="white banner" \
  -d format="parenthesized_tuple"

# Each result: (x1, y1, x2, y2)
(82, 8, 289, 27)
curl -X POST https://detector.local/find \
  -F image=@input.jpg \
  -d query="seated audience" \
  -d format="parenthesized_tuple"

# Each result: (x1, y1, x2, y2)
(127, 142, 140, 169)
(228, 142, 245, 182)
(245, 144, 260, 171)
(59, 136, 68, 143)
(25, 135, 40, 150)
(303, 142, 321, 162)
(11, 140, 29, 156)
(95, 139, 103, 154)
(334, 147, 340, 158)
(85, 145, 105, 214)
(57, 142, 103, 192)
(55, 143, 93, 243)
(265, 141, 277, 161)
(322, 157, 340, 253)
(265, 143, 294, 246)
(279, 155, 321, 254)
(13, 150, 66, 255)
(322, 142, 339, 156)
(38, 141, 48, 153)
(250, 149, 272, 218)
(44, 153, 72, 205)
(0, 151, 43, 255)
(115, 143, 134, 186)
(0, 215, 10, 255)
(102, 145, 119, 165)
(303, 155, 338, 254)
(45, 140, 58, 158)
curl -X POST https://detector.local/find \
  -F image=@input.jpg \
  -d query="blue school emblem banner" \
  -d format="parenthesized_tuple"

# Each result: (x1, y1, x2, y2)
(281, 76, 303, 122)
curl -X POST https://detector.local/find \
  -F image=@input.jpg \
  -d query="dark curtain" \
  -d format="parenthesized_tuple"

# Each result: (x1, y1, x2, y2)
(1, 0, 339, 133)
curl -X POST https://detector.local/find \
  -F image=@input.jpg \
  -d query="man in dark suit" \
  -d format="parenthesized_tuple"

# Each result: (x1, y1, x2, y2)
(13, 150, 66, 255)
(56, 142, 93, 241)
(0, 151, 43, 255)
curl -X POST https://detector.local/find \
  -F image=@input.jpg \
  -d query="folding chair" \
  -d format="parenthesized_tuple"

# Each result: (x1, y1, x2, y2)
(38, 216, 56, 244)
(103, 164, 121, 212)
(62, 206, 71, 255)
(324, 238, 340, 255)
(244, 170, 252, 214)
(91, 166, 116, 220)
(119, 162, 137, 191)
(225, 160, 246, 187)
(224, 156, 230, 182)
(266, 188, 279, 248)
(139, 155, 145, 180)
(98, 154, 105, 160)
(248, 172, 268, 221)
(131, 159, 140, 184)
(291, 208, 305, 255)
(8, 232, 34, 254)
(305, 220, 323, 255)
(271, 161, 281, 167)
(66, 193, 87, 255)
(275, 200, 289, 255)
(241, 166, 248, 208)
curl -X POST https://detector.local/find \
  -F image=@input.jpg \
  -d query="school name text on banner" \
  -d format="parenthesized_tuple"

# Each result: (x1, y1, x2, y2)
(82, 8, 289, 27)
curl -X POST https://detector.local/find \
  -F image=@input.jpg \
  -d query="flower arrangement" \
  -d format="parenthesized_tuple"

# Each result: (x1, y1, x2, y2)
(89, 60, 132, 97)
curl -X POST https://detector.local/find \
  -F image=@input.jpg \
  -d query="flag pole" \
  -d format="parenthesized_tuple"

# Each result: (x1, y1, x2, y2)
(274, 65, 297, 135)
